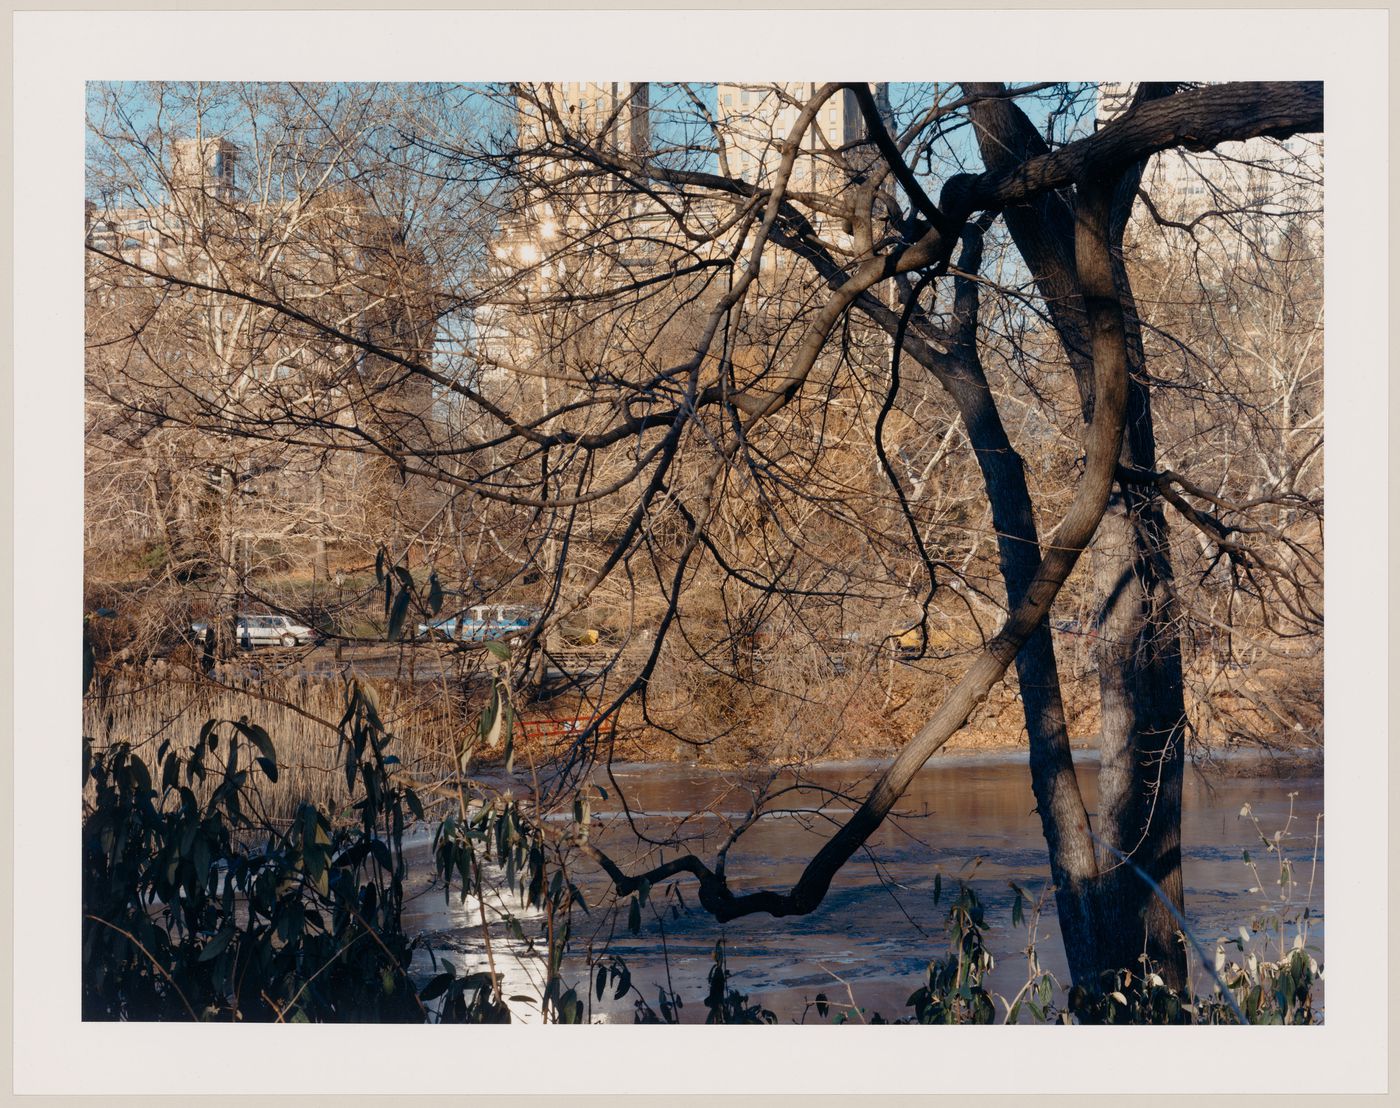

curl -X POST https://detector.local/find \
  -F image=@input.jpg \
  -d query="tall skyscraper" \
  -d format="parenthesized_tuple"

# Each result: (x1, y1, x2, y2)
(1096, 81, 1322, 255)
(479, 82, 898, 385)
(517, 82, 651, 160)
(714, 82, 889, 191)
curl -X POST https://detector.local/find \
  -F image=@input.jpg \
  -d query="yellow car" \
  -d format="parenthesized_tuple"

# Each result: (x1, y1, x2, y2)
(558, 625, 600, 647)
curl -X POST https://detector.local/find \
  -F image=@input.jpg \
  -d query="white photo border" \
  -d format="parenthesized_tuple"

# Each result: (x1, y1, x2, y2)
(12, 7, 1387, 1096)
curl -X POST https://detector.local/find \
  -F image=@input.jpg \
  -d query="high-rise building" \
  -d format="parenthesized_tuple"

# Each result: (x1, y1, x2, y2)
(517, 81, 650, 160)
(477, 82, 896, 391)
(1096, 81, 1322, 256)
(476, 83, 667, 386)
(714, 82, 888, 191)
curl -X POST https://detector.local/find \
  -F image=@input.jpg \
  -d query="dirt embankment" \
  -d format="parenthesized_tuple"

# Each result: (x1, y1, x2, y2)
(85, 637, 1321, 821)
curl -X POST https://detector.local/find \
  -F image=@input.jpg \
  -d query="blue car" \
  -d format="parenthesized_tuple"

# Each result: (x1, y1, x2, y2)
(417, 604, 539, 645)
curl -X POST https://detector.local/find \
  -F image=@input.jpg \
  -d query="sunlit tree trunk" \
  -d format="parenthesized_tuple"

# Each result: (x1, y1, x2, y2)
(965, 82, 1190, 987)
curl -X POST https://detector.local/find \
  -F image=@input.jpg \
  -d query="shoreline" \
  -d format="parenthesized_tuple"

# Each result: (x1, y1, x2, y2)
(499, 735, 1324, 780)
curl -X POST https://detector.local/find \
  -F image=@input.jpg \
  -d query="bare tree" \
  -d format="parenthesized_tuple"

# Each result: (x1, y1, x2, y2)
(86, 83, 468, 657)
(85, 79, 1323, 992)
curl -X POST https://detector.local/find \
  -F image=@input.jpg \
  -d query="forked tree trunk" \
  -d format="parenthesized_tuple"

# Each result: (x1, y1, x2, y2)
(584, 170, 1137, 955)
(965, 83, 1190, 989)
(789, 198, 1110, 987)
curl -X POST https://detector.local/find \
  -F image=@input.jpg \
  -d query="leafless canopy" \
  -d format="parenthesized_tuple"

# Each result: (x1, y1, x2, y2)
(86, 80, 1322, 988)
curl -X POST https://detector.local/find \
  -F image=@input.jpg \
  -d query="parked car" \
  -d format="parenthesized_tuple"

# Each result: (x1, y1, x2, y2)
(417, 604, 540, 645)
(191, 613, 317, 648)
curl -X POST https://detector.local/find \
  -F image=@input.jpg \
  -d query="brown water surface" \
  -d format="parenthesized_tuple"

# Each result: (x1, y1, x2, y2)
(403, 750, 1323, 1023)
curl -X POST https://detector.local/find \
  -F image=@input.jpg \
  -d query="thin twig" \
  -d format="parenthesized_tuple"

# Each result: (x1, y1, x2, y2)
(84, 914, 199, 1022)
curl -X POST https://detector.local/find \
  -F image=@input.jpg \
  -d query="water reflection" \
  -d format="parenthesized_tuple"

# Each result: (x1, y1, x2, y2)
(403, 751, 1323, 1023)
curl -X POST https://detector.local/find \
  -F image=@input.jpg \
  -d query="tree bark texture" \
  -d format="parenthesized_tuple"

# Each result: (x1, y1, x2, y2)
(928, 229, 1104, 987)
(965, 82, 1190, 987)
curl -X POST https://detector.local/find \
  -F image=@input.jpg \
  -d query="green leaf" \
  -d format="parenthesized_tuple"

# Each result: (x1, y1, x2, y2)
(129, 755, 152, 796)
(815, 993, 829, 1019)
(480, 690, 503, 750)
(244, 721, 277, 766)
(374, 547, 386, 585)
(428, 572, 444, 616)
(628, 896, 641, 935)
(387, 588, 411, 641)
(256, 756, 278, 783)
(198, 925, 234, 962)
(483, 639, 511, 662)
(161, 752, 180, 793)
(420, 972, 454, 1002)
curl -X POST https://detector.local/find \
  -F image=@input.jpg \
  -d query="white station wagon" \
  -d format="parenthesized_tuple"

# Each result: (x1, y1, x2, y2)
(192, 613, 317, 648)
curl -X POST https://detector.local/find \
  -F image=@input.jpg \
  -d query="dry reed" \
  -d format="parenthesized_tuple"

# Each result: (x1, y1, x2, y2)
(83, 664, 473, 822)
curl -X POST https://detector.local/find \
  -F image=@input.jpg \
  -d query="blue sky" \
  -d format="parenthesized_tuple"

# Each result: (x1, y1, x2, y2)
(87, 80, 1098, 203)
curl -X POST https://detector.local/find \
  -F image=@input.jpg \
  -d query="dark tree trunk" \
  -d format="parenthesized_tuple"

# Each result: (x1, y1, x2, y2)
(1092, 178, 1189, 983)
(928, 229, 1105, 986)
(578, 81, 1322, 985)
(943, 373, 1105, 986)
(783, 212, 1110, 985)
(585, 160, 1138, 943)
(964, 82, 1190, 989)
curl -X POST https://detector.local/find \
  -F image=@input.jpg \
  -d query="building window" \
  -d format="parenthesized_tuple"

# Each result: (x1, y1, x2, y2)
(723, 92, 733, 107)
(211, 150, 235, 187)
(741, 88, 750, 105)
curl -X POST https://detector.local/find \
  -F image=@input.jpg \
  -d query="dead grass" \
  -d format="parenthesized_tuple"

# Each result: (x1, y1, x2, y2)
(83, 632, 1321, 828)
(84, 664, 471, 822)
